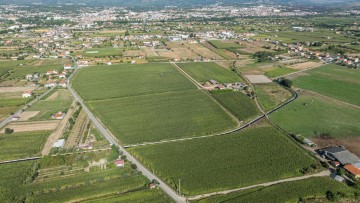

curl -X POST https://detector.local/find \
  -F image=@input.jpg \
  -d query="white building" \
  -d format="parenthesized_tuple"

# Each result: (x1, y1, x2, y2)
(53, 139, 65, 148)
(22, 91, 32, 98)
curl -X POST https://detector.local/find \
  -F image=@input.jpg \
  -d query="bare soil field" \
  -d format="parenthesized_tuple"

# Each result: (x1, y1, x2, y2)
(140, 47, 159, 57)
(245, 75, 273, 84)
(0, 86, 36, 93)
(167, 42, 199, 60)
(123, 49, 146, 57)
(313, 137, 360, 157)
(18, 111, 40, 121)
(289, 61, 324, 70)
(0, 92, 23, 99)
(156, 49, 179, 59)
(1, 120, 60, 133)
(45, 91, 59, 101)
(183, 43, 223, 60)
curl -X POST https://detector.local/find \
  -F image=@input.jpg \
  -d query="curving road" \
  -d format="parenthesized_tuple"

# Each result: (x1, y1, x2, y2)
(67, 67, 186, 203)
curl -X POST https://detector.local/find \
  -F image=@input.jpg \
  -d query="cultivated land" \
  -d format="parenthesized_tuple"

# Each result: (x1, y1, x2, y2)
(83, 47, 124, 57)
(195, 177, 356, 203)
(264, 66, 297, 78)
(1, 120, 60, 133)
(129, 124, 317, 196)
(292, 64, 360, 106)
(0, 97, 31, 120)
(211, 91, 260, 121)
(255, 83, 293, 112)
(177, 62, 242, 84)
(89, 89, 238, 145)
(208, 40, 243, 49)
(0, 131, 50, 161)
(72, 63, 196, 101)
(270, 90, 360, 138)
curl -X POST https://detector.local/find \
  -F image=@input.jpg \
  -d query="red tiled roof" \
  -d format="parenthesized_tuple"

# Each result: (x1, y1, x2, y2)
(344, 164, 360, 175)
(114, 159, 124, 165)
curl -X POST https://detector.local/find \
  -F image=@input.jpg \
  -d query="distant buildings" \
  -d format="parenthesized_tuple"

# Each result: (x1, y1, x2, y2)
(22, 90, 32, 98)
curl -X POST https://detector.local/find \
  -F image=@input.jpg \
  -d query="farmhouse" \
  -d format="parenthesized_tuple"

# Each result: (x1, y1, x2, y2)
(318, 147, 360, 165)
(59, 73, 66, 79)
(52, 112, 65, 120)
(344, 164, 360, 178)
(22, 90, 32, 98)
(114, 159, 124, 167)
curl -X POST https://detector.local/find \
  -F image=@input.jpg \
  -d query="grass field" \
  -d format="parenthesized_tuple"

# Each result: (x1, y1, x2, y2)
(208, 40, 243, 49)
(264, 66, 297, 78)
(130, 124, 316, 195)
(83, 47, 124, 57)
(211, 91, 260, 121)
(89, 89, 238, 145)
(255, 83, 293, 112)
(177, 62, 242, 84)
(0, 97, 31, 119)
(27, 89, 73, 120)
(72, 63, 196, 101)
(293, 64, 360, 106)
(196, 177, 356, 203)
(8, 64, 63, 79)
(0, 131, 50, 161)
(270, 90, 360, 138)
(82, 189, 172, 203)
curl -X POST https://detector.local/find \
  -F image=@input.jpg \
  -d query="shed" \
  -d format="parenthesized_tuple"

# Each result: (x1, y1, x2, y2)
(53, 139, 65, 148)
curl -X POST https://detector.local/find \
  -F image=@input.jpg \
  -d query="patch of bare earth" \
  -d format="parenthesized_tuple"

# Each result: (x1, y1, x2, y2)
(1, 120, 60, 133)
(18, 111, 40, 121)
(289, 61, 324, 70)
(45, 91, 59, 101)
(312, 137, 360, 157)
(245, 75, 273, 84)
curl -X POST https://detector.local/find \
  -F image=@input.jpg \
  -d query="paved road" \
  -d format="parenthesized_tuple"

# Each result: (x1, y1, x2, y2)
(0, 86, 56, 129)
(187, 170, 330, 201)
(0, 157, 41, 165)
(67, 67, 186, 203)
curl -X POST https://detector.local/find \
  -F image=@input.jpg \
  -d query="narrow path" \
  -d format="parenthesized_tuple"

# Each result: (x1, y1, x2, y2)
(0, 157, 41, 165)
(187, 170, 330, 201)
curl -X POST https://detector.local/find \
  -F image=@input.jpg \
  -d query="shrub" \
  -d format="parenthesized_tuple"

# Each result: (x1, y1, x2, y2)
(5, 128, 14, 134)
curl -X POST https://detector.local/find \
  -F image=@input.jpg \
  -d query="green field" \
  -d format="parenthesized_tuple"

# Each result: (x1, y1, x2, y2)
(255, 83, 293, 112)
(130, 124, 316, 195)
(83, 47, 124, 57)
(72, 63, 196, 101)
(196, 177, 356, 203)
(265, 66, 297, 78)
(27, 89, 73, 120)
(211, 91, 260, 121)
(89, 89, 238, 145)
(0, 97, 31, 120)
(270, 91, 360, 138)
(208, 40, 243, 49)
(293, 64, 360, 106)
(82, 189, 172, 203)
(8, 64, 63, 79)
(0, 131, 50, 161)
(177, 62, 242, 84)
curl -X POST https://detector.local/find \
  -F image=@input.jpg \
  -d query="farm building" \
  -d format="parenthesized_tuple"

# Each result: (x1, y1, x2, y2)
(52, 112, 65, 120)
(318, 147, 360, 165)
(209, 80, 219, 85)
(344, 164, 360, 178)
(330, 174, 345, 182)
(46, 70, 58, 75)
(53, 139, 65, 148)
(114, 159, 124, 167)
(63, 64, 73, 70)
(22, 90, 32, 98)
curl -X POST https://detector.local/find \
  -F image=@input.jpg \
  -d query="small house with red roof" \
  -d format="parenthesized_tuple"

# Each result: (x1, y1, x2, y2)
(114, 159, 124, 167)
(22, 90, 32, 98)
(344, 164, 360, 178)
(52, 112, 65, 120)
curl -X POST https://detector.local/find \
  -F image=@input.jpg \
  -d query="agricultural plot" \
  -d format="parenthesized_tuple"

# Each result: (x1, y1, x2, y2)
(237, 41, 275, 55)
(0, 131, 50, 161)
(7, 64, 63, 79)
(83, 47, 124, 57)
(130, 124, 316, 196)
(72, 63, 196, 101)
(196, 177, 356, 203)
(1, 120, 60, 133)
(27, 89, 73, 120)
(264, 66, 297, 78)
(292, 64, 360, 106)
(155, 49, 179, 59)
(245, 75, 272, 84)
(289, 61, 323, 70)
(0, 97, 31, 120)
(212, 91, 260, 121)
(208, 40, 243, 49)
(89, 89, 238, 145)
(270, 90, 360, 138)
(167, 42, 199, 60)
(236, 61, 275, 75)
(177, 62, 242, 84)
(182, 43, 223, 60)
(202, 42, 237, 60)
(255, 83, 293, 112)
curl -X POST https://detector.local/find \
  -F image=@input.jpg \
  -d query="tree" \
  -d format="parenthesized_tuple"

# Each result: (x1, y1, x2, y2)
(279, 78, 293, 88)
(5, 128, 14, 134)
(131, 164, 137, 170)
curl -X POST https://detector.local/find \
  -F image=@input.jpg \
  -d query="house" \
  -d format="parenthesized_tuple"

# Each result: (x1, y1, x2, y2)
(53, 139, 65, 148)
(22, 90, 32, 98)
(59, 73, 66, 79)
(11, 116, 20, 121)
(149, 183, 156, 189)
(46, 70, 58, 75)
(318, 147, 360, 165)
(44, 81, 57, 88)
(114, 159, 124, 167)
(52, 112, 65, 120)
(64, 64, 72, 70)
(344, 164, 360, 178)
(209, 80, 219, 85)
(59, 80, 67, 88)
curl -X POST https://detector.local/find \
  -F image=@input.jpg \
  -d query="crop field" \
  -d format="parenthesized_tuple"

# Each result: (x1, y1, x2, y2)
(289, 61, 323, 70)
(83, 47, 124, 57)
(196, 177, 356, 203)
(255, 83, 293, 112)
(0, 97, 31, 120)
(0, 131, 50, 161)
(177, 62, 242, 84)
(211, 91, 260, 121)
(182, 43, 223, 60)
(264, 66, 297, 78)
(130, 124, 316, 195)
(292, 64, 360, 106)
(208, 40, 243, 49)
(236, 61, 275, 75)
(72, 63, 196, 101)
(270, 90, 360, 138)
(27, 89, 73, 120)
(2, 120, 60, 133)
(89, 89, 238, 144)
(167, 42, 199, 60)
(7, 64, 63, 79)
(82, 189, 172, 203)
(237, 41, 275, 55)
